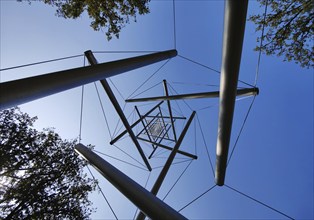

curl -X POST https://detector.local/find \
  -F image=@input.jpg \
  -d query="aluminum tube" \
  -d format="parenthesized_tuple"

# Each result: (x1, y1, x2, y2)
(158, 106, 169, 138)
(144, 115, 186, 120)
(136, 113, 160, 137)
(126, 87, 258, 103)
(85, 51, 152, 171)
(151, 111, 195, 194)
(138, 136, 198, 160)
(0, 50, 177, 110)
(147, 126, 171, 159)
(148, 125, 172, 159)
(101, 81, 153, 171)
(135, 106, 155, 149)
(136, 111, 196, 220)
(163, 80, 177, 142)
(110, 101, 163, 145)
(75, 144, 187, 220)
(215, 0, 249, 186)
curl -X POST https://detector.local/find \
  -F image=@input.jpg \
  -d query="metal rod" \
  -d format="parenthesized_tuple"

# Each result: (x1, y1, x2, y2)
(143, 129, 177, 142)
(135, 106, 155, 149)
(148, 144, 159, 159)
(147, 118, 164, 141)
(125, 88, 258, 103)
(151, 113, 195, 192)
(143, 115, 186, 120)
(75, 143, 187, 220)
(0, 50, 177, 110)
(163, 80, 177, 142)
(148, 124, 171, 158)
(136, 111, 196, 220)
(110, 101, 163, 145)
(138, 136, 198, 160)
(136, 113, 160, 137)
(85, 51, 152, 171)
(147, 125, 171, 159)
(215, 0, 249, 186)
(158, 106, 170, 139)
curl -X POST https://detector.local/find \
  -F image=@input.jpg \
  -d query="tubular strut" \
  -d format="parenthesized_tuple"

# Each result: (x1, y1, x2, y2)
(75, 144, 187, 220)
(136, 111, 196, 220)
(163, 80, 178, 142)
(84, 50, 153, 171)
(110, 101, 164, 145)
(135, 105, 156, 150)
(126, 87, 258, 103)
(215, 0, 249, 186)
(0, 50, 177, 111)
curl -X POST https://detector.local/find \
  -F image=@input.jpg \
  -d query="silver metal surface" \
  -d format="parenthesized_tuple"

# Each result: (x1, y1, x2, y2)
(0, 50, 176, 110)
(163, 80, 177, 142)
(126, 88, 258, 103)
(75, 143, 187, 220)
(85, 51, 152, 171)
(215, 0, 249, 186)
(138, 136, 198, 160)
(110, 101, 163, 145)
(136, 111, 196, 220)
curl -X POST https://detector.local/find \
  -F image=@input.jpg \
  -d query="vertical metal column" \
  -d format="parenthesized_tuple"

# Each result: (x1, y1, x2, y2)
(163, 80, 177, 142)
(0, 50, 177, 110)
(215, 0, 249, 186)
(75, 144, 187, 220)
(136, 111, 196, 220)
(85, 51, 152, 171)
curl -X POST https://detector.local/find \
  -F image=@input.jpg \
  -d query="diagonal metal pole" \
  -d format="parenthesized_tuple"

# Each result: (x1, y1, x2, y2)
(144, 115, 186, 120)
(134, 105, 156, 150)
(147, 125, 172, 159)
(215, 0, 249, 186)
(151, 111, 195, 194)
(125, 87, 258, 103)
(163, 79, 178, 142)
(110, 101, 163, 145)
(75, 143, 187, 220)
(136, 111, 196, 220)
(136, 113, 160, 137)
(138, 136, 198, 160)
(158, 106, 170, 139)
(0, 50, 177, 110)
(85, 51, 152, 171)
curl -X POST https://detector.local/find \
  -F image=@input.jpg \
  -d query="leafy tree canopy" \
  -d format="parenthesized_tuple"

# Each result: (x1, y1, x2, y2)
(0, 107, 96, 219)
(19, 0, 150, 40)
(249, 0, 313, 68)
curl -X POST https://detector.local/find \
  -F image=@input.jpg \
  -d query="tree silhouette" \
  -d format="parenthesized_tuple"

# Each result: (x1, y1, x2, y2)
(0, 107, 96, 219)
(19, 0, 150, 40)
(249, 0, 313, 68)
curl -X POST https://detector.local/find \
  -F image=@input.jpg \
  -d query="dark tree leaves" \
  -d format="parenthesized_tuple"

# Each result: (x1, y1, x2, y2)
(19, 0, 150, 40)
(249, 0, 314, 68)
(0, 108, 96, 219)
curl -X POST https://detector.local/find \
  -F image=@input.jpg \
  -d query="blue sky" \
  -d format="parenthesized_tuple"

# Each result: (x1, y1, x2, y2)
(1, 1, 313, 219)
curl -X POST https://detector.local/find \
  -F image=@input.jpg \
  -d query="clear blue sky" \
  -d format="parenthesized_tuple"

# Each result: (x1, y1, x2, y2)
(1, 1, 313, 219)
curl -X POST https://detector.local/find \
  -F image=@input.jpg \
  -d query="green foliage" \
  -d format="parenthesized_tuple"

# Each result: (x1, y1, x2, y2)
(0, 108, 96, 219)
(19, 0, 150, 40)
(249, 0, 313, 68)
